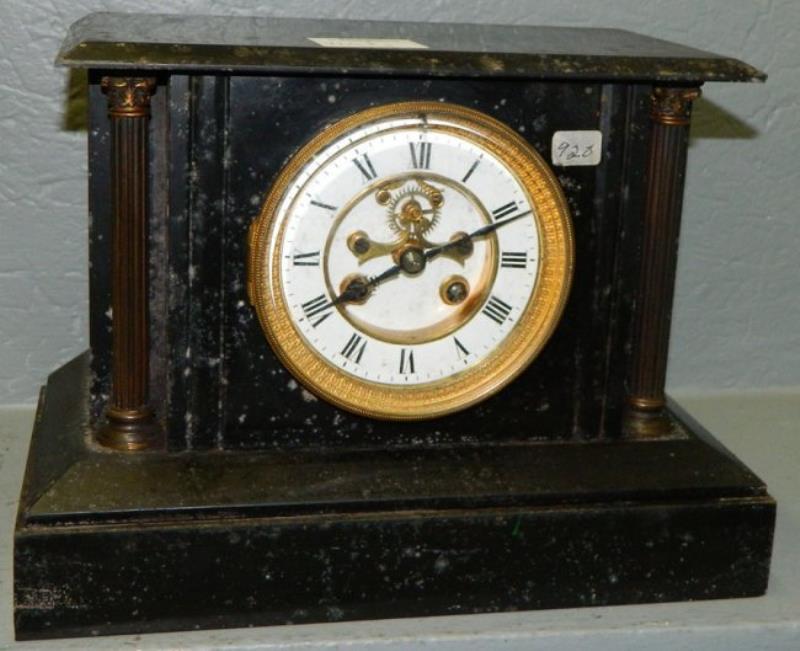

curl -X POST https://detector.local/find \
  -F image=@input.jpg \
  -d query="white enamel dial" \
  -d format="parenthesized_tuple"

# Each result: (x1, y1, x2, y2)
(278, 121, 537, 385)
(249, 102, 573, 419)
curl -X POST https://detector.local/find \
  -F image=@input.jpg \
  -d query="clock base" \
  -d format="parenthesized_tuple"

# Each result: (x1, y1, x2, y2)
(14, 354, 775, 640)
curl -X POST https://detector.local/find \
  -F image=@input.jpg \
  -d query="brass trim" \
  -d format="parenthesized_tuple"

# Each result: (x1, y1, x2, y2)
(246, 221, 257, 304)
(627, 395, 666, 412)
(101, 76, 156, 118)
(623, 408, 673, 439)
(249, 101, 574, 420)
(440, 275, 470, 306)
(98, 406, 159, 451)
(650, 86, 702, 126)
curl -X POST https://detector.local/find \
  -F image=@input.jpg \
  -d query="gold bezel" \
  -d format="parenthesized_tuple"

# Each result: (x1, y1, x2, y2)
(248, 101, 574, 420)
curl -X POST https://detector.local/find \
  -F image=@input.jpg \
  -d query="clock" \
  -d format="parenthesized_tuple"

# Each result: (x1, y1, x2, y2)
(248, 101, 573, 419)
(14, 13, 775, 641)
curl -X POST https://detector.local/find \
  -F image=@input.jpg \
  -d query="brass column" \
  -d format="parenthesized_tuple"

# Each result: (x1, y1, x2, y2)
(626, 85, 701, 433)
(97, 76, 159, 451)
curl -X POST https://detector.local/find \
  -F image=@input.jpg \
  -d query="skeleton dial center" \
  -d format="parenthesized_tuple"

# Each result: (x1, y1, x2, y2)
(273, 114, 541, 387)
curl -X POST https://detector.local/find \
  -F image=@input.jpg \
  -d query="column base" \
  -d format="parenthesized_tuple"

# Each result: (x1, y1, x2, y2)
(623, 407, 674, 439)
(98, 406, 160, 451)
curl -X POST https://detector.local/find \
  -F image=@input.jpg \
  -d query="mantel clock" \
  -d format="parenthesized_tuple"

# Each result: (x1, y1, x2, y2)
(14, 13, 775, 640)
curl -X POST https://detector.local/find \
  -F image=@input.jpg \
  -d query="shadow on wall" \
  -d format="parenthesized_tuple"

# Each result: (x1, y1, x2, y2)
(689, 97, 758, 143)
(62, 69, 88, 132)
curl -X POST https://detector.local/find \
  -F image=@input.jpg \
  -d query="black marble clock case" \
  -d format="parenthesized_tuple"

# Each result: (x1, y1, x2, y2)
(89, 74, 644, 450)
(15, 15, 775, 640)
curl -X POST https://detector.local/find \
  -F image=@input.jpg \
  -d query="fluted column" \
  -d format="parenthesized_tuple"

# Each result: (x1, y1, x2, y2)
(626, 85, 701, 434)
(97, 76, 160, 451)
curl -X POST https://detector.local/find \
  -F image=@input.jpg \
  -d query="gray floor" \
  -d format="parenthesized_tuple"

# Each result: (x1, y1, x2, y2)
(1, 390, 798, 650)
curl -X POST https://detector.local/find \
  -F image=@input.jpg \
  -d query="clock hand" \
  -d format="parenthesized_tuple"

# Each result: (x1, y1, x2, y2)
(333, 240, 433, 305)
(332, 210, 532, 306)
(330, 263, 402, 306)
(466, 209, 532, 239)
(424, 209, 533, 261)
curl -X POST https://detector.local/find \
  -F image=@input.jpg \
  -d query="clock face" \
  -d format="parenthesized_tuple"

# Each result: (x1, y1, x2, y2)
(248, 102, 573, 420)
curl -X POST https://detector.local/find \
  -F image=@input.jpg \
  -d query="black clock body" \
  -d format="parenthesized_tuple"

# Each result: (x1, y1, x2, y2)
(88, 74, 646, 450)
(14, 13, 775, 641)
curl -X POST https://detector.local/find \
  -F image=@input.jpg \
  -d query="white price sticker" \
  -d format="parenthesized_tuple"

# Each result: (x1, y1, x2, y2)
(551, 130, 602, 167)
(308, 37, 428, 50)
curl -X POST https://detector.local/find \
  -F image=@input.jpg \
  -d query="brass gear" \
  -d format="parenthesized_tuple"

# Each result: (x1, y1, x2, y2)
(386, 182, 442, 237)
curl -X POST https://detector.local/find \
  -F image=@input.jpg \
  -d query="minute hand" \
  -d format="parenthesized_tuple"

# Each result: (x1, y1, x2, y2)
(332, 209, 533, 306)
(425, 209, 533, 261)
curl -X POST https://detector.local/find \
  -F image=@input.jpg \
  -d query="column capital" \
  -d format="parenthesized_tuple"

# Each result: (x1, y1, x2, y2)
(650, 86, 702, 126)
(101, 76, 156, 118)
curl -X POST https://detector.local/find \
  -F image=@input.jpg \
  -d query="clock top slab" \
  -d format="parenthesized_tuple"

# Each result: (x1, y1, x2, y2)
(57, 12, 764, 82)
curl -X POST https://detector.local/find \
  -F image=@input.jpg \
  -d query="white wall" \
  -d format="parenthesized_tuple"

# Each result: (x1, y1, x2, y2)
(1, 0, 798, 404)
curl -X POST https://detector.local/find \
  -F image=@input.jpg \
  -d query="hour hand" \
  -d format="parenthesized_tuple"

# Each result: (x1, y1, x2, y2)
(331, 274, 373, 306)
(331, 263, 402, 307)
(334, 239, 432, 306)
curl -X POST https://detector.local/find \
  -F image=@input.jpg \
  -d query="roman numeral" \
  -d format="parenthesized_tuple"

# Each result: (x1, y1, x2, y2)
(461, 156, 481, 183)
(310, 199, 337, 211)
(491, 201, 518, 221)
(352, 153, 377, 182)
(500, 251, 527, 269)
(454, 337, 470, 360)
(341, 332, 367, 364)
(482, 295, 513, 325)
(292, 251, 320, 266)
(399, 348, 415, 374)
(301, 294, 333, 328)
(409, 141, 432, 169)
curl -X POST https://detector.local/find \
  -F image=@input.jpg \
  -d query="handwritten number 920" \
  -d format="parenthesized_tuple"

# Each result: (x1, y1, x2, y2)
(557, 142, 594, 161)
